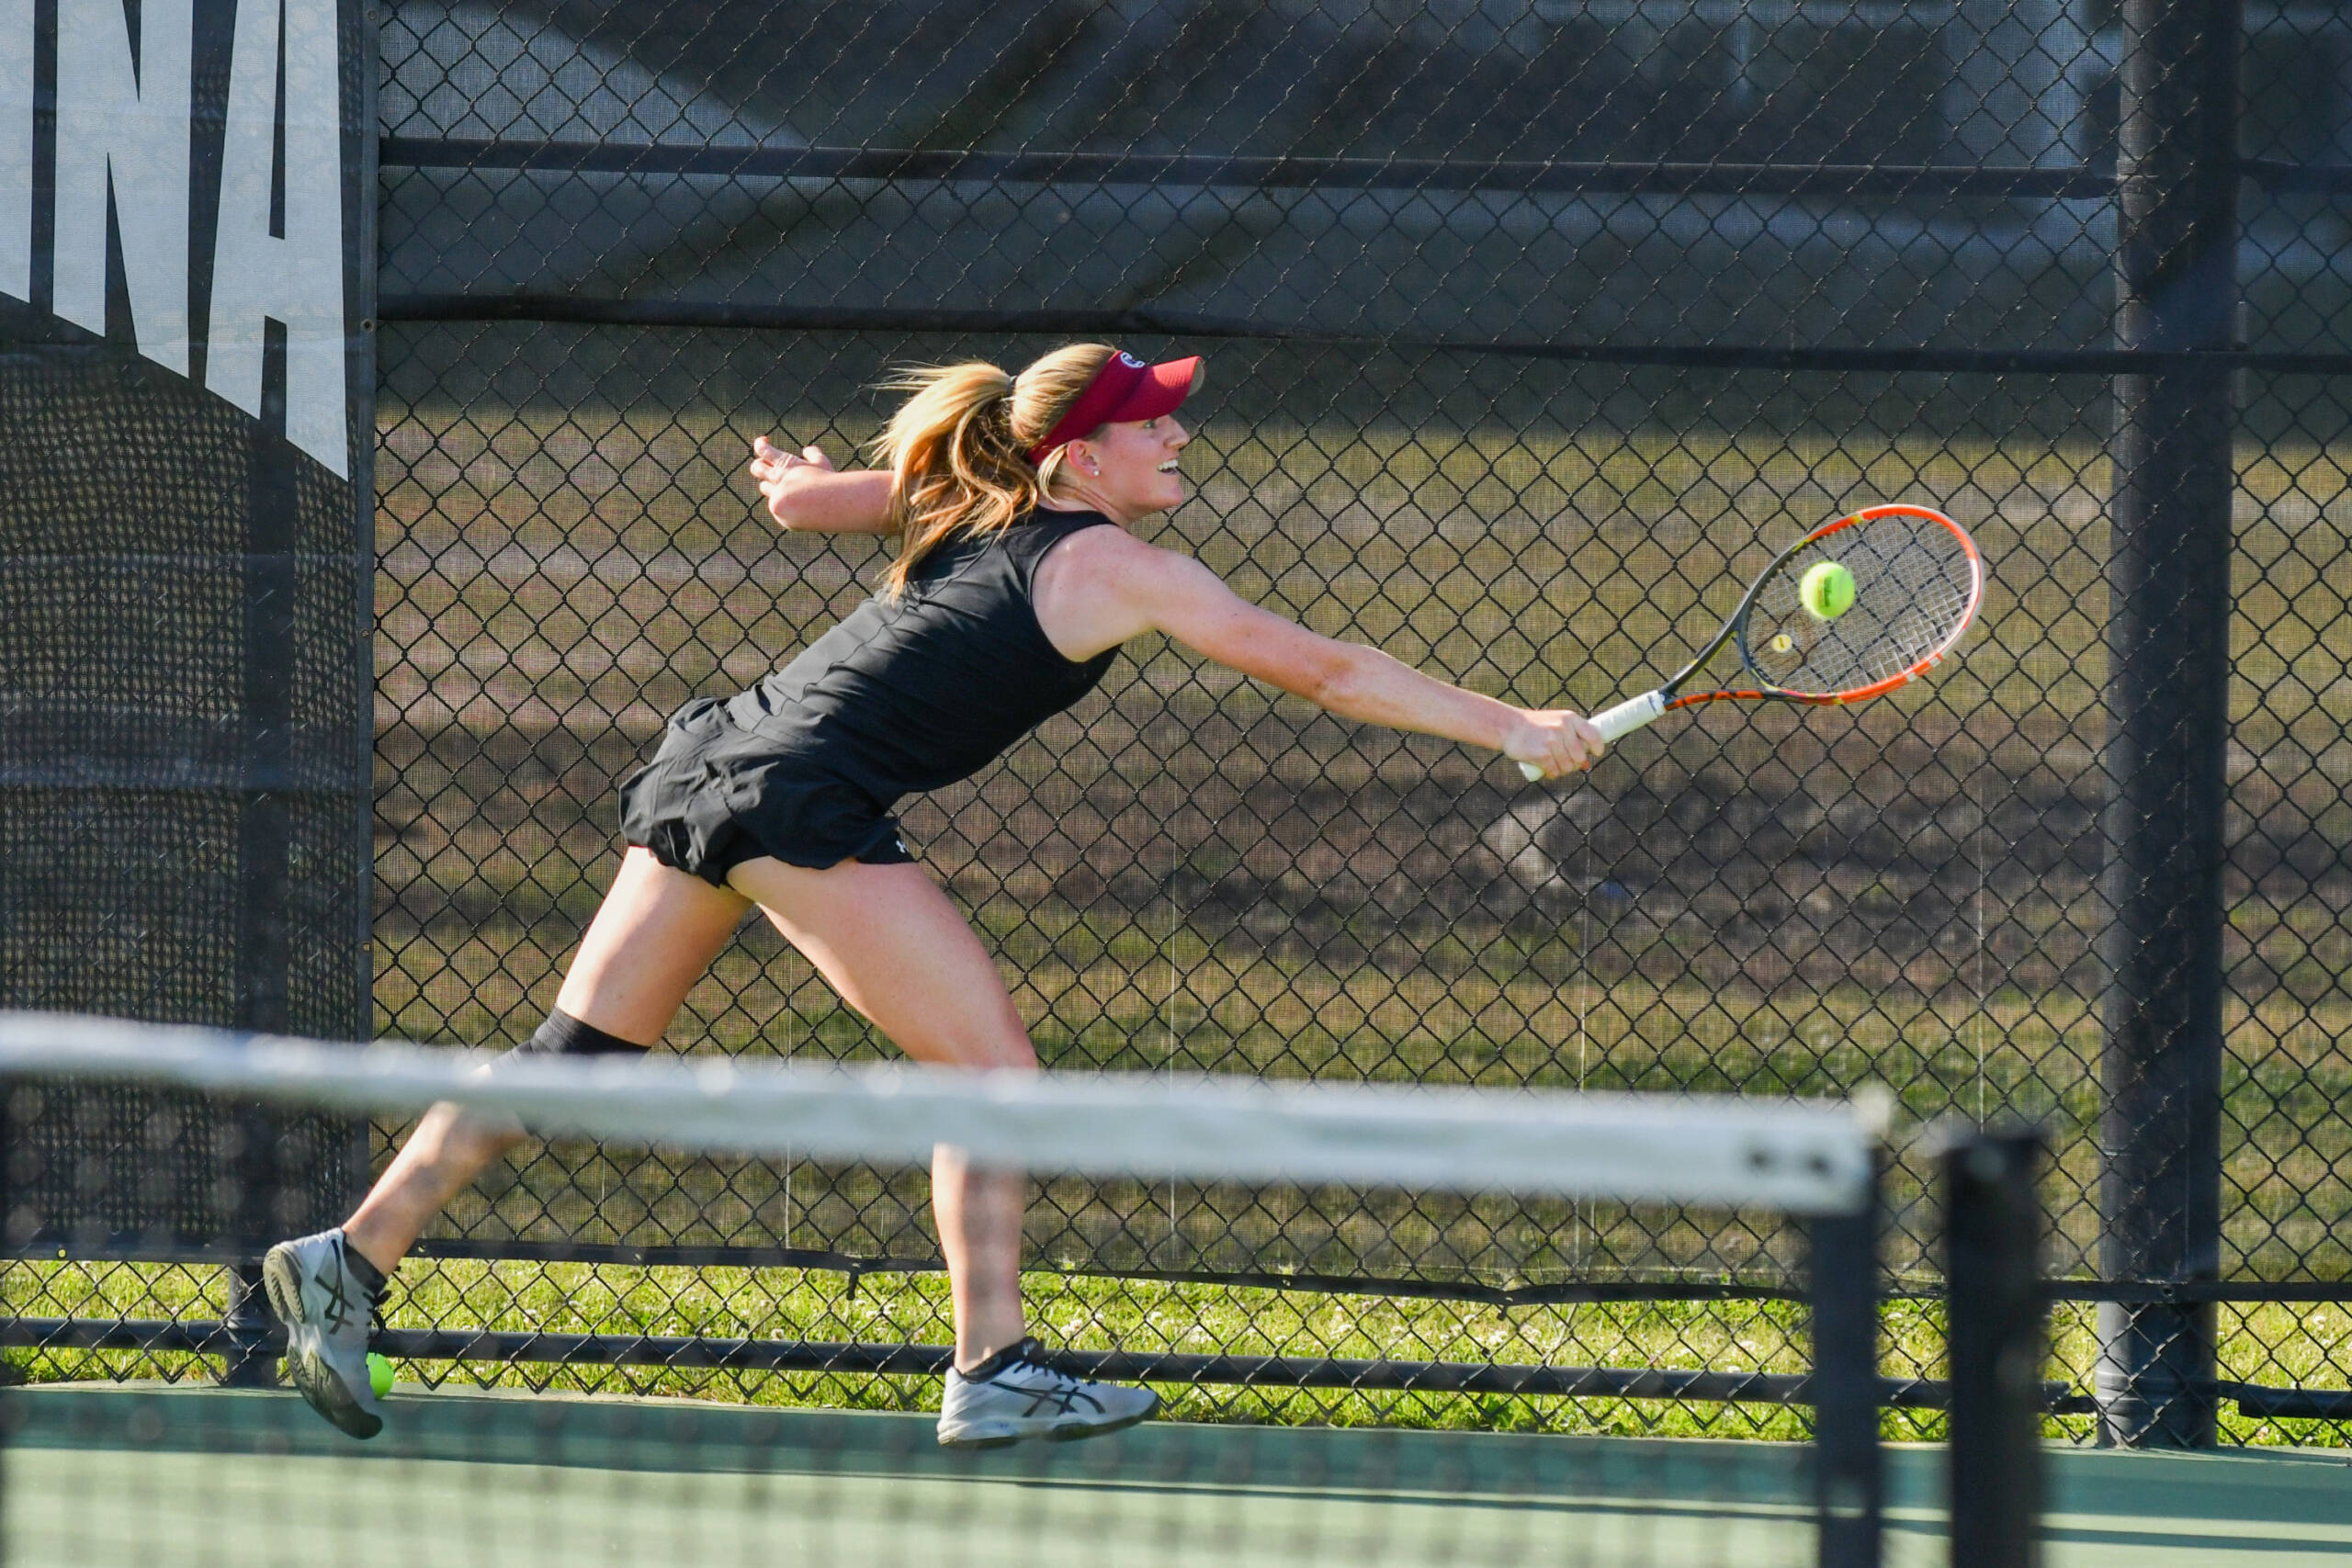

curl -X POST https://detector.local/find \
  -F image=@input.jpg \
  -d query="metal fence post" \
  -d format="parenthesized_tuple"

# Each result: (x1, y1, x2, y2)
(1946, 1130, 2045, 1568)
(220, 328, 300, 1390)
(2098, 0, 2241, 1450)
(1809, 1164, 1881, 1568)
(0, 1074, 13, 1549)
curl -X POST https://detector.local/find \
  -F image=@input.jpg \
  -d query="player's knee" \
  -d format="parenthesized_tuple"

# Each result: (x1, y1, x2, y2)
(912, 1007, 1035, 1072)
(952, 1028, 1035, 1074)
(468, 1114, 531, 1160)
(519, 1009, 650, 1058)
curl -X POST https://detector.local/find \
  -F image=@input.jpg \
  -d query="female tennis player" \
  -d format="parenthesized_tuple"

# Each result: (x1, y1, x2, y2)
(264, 344, 1604, 1447)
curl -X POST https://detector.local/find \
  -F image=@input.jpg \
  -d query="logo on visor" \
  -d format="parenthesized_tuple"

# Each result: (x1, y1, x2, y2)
(1117, 353, 1146, 368)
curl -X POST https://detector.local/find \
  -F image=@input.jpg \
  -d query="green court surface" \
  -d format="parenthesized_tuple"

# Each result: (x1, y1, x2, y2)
(3, 1384, 2346, 1566)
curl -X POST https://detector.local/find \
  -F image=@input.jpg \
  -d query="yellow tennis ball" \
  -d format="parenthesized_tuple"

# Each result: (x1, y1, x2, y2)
(1800, 560, 1856, 620)
(368, 1352, 394, 1398)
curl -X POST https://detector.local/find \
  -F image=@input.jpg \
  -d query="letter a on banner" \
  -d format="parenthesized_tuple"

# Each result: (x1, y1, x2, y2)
(0, 0, 28, 302)
(208, 0, 350, 479)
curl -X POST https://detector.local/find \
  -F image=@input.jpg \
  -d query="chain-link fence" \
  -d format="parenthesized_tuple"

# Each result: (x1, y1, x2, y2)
(9, 0, 2352, 1446)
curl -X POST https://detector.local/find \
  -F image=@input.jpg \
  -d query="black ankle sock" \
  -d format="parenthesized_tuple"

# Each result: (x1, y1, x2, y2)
(336, 1234, 389, 1298)
(523, 1008, 648, 1057)
(958, 1337, 1042, 1380)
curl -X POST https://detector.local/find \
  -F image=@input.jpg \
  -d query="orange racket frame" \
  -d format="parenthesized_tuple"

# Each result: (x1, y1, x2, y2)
(1521, 503, 1984, 780)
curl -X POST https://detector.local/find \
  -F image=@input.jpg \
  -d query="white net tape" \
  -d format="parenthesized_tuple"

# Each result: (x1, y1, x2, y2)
(0, 1012, 1879, 1215)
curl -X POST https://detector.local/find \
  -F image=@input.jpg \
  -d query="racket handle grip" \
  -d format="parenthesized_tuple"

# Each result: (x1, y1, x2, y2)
(1590, 690, 1668, 741)
(1515, 691, 1667, 782)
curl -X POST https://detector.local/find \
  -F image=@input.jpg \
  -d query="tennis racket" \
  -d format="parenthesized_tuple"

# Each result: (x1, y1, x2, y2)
(1522, 503, 1984, 780)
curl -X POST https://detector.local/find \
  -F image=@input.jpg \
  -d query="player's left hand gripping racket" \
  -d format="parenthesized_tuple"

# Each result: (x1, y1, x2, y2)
(1522, 503, 1984, 780)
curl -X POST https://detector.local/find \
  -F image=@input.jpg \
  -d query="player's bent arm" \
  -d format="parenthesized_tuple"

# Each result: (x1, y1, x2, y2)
(747, 437, 897, 534)
(1036, 529, 1601, 776)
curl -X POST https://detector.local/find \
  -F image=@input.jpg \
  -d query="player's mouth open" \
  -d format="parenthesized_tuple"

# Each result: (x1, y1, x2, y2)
(1157, 459, 1181, 472)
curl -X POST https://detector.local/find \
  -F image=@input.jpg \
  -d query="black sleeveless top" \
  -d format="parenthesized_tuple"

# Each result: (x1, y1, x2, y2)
(618, 509, 1119, 882)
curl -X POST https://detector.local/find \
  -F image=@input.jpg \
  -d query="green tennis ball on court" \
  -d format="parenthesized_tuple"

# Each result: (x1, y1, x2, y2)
(1799, 560, 1857, 620)
(368, 1352, 394, 1398)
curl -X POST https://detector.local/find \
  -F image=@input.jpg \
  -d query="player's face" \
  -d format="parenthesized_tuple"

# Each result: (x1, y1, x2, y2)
(1070, 413, 1191, 520)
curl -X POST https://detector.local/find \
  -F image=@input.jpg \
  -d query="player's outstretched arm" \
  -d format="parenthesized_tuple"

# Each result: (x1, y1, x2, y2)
(747, 436, 896, 534)
(1034, 526, 1603, 779)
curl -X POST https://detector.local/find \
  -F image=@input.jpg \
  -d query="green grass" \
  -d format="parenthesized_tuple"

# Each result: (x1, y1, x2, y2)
(5, 1253, 1819, 1438)
(11, 1257, 2352, 1450)
(378, 946, 2352, 1290)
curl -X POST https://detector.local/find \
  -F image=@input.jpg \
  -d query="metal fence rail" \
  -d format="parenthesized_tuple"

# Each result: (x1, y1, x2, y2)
(7, 0, 2352, 1447)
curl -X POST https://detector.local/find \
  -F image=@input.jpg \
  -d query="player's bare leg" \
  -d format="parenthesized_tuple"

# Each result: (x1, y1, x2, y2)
(342, 849, 750, 1272)
(726, 854, 1159, 1447)
(267, 849, 745, 1438)
(725, 855, 1035, 1360)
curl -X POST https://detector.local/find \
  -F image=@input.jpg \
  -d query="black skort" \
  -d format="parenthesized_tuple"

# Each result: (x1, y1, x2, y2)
(617, 695, 916, 886)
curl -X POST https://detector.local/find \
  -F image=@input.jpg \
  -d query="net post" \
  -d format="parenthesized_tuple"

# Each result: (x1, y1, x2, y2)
(0, 1070, 14, 1544)
(2096, 0, 2238, 1452)
(217, 1100, 282, 1388)
(219, 315, 301, 1393)
(1808, 1159, 1882, 1568)
(1944, 1129, 2046, 1568)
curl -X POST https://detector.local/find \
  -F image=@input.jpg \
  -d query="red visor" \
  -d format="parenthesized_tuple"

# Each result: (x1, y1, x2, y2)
(1027, 352, 1203, 465)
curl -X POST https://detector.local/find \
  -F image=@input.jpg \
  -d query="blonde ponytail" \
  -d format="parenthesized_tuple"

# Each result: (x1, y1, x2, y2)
(869, 343, 1119, 594)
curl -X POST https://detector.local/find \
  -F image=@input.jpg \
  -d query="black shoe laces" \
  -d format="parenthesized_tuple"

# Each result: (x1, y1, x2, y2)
(1003, 1342, 1100, 1405)
(314, 1240, 379, 1334)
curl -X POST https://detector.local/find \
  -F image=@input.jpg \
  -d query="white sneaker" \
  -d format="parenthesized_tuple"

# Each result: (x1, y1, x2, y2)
(261, 1229, 385, 1439)
(935, 1338, 1159, 1450)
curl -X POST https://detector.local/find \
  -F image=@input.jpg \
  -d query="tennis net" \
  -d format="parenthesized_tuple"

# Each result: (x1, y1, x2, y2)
(0, 1012, 2041, 1568)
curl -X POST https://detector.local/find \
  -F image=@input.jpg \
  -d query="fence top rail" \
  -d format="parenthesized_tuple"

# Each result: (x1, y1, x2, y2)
(379, 140, 2350, 198)
(0, 1012, 1879, 1215)
(376, 138, 2120, 198)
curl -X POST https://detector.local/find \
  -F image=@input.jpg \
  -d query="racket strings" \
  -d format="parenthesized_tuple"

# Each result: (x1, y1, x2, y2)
(1747, 517, 1976, 696)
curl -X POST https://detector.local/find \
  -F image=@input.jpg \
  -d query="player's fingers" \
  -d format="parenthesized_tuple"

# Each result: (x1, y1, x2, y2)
(1545, 716, 1600, 774)
(1511, 712, 1600, 780)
